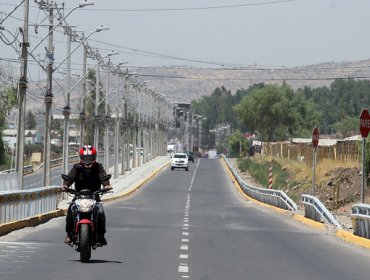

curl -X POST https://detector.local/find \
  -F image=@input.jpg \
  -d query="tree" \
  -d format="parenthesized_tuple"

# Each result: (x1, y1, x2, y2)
(25, 110, 36, 130)
(0, 85, 17, 166)
(234, 84, 321, 141)
(235, 84, 290, 141)
(334, 116, 358, 137)
(227, 129, 247, 157)
(191, 87, 237, 148)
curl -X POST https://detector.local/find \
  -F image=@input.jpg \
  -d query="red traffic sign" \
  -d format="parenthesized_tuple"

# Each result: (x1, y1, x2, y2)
(312, 127, 319, 148)
(360, 109, 370, 138)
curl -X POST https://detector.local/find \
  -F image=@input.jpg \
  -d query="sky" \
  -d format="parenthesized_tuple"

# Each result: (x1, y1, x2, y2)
(72, 0, 370, 68)
(1, 0, 370, 72)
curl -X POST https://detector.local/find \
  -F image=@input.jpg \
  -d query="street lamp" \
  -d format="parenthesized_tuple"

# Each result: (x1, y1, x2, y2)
(61, 26, 109, 178)
(16, 1, 94, 188)
(41, 1, 96, 188)
(28, 1, 95, 57)
(93, 51, 119, 156)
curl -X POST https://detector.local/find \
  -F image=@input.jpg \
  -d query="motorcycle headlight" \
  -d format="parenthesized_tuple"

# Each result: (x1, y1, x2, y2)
(75, 199, 95, 212)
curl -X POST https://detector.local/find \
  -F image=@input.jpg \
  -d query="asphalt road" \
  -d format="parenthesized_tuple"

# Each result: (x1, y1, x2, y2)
(1, 158, 370, 279)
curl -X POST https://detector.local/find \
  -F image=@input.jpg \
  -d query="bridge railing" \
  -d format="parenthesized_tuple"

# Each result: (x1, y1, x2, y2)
(0, 155, 80, 191)
(0, 186, 60, 224)
(222, 156, 298, 211)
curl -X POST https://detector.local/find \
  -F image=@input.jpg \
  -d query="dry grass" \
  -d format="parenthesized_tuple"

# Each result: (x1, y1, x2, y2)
(255, 155, 311, 181)
(315, 159, 360, 182)
(254, 155, 360, 185)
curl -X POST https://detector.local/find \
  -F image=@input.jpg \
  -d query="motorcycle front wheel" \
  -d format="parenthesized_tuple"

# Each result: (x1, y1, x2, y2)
(79, 224, 91, 262)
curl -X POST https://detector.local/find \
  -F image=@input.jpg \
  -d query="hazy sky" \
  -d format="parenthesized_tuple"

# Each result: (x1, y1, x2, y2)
(1, 0, 370, 80)
(70, 0, 370, 67)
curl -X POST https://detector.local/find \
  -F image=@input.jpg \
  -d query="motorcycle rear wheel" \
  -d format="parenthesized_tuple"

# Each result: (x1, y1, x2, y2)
(79, 224, 91, 262)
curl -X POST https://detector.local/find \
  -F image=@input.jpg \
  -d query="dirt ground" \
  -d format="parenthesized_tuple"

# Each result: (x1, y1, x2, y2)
(227, 158, 370, 231)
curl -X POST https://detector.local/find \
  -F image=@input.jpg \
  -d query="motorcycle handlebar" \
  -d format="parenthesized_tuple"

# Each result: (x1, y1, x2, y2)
(61, 188, 112, 196)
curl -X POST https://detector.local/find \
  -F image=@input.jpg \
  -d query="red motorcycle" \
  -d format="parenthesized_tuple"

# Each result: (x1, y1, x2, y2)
(61, 174, 111, 262)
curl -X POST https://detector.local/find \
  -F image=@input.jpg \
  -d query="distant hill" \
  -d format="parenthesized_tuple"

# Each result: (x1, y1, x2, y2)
(26, 59, 370, 112)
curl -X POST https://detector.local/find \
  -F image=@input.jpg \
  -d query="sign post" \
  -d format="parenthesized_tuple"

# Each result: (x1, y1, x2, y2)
(359, 109, 370, 203)
(268, 165, 273, 189)
(312, 127, 319, 196)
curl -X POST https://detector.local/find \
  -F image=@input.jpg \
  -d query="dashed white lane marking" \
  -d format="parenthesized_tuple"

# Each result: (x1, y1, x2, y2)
(178, 159, 201, 279)
(179, 264, 189, 273)
(180, 245, 189, 251)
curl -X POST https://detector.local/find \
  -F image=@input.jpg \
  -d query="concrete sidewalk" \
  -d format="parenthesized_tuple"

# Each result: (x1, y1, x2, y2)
(58, 156, 171, 211)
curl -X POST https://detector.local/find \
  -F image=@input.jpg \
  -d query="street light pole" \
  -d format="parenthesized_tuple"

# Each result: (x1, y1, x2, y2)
(80, 44, 87, 146)
(104, 60, 111, 169)
(38, 1, 94, 187)
(94, 56, 101, 154)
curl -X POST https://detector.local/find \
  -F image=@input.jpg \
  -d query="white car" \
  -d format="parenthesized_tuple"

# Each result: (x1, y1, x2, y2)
(171, 152, 189, 171)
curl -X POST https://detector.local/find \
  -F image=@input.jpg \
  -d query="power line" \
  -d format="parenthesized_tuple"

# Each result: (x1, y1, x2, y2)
(78, 0, 296, 12)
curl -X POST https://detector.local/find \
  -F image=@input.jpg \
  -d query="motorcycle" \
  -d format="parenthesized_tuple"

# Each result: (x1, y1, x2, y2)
(61, 174, 111, 262)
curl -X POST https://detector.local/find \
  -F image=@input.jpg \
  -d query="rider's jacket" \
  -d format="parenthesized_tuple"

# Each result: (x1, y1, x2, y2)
(63, 162, 110, 194)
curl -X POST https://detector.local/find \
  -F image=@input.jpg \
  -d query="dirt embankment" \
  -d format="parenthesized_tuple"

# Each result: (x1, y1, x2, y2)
(227, 157, 369, 231)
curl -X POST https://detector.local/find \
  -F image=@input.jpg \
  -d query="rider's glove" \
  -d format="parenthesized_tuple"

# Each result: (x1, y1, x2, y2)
(60, 185, 69, 192)
(102, 185, 112, 192)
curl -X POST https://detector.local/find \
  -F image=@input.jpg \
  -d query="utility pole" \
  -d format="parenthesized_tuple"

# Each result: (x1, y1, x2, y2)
(43, 5, 54, 187)
(15, 0, 29, 189)
(62, 26, 72, 177)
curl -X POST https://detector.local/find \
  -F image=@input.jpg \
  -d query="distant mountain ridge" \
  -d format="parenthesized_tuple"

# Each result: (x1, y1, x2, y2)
(26, 58, 370, 113)
(135, 59, 370, 104)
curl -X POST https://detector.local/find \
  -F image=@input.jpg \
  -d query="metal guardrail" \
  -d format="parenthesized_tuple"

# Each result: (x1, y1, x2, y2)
(36, 155, 80, 171)
(0, 155, 80, 175)
(301, 194, 342, 228)
(223, 156, 298, 211)
(351, 204, 370, 238)
(0, 186, 60, 224)
(0, 165, 33, 175)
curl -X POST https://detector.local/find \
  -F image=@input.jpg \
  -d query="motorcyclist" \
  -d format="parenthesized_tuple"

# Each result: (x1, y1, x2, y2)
(60, 144, 112, 245)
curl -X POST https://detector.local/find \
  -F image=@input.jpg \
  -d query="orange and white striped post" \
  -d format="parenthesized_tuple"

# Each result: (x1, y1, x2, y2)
(268, 165, 273, 189)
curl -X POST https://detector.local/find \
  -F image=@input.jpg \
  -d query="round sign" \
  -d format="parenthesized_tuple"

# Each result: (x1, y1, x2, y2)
(359, 109, 370, 138)
(312, 127, 319, 148)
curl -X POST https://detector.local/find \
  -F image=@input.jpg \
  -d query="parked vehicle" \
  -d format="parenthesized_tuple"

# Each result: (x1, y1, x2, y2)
(61, 174, 112, 262)
(185, 151, 194, 162)
(171, 152, 189, 171)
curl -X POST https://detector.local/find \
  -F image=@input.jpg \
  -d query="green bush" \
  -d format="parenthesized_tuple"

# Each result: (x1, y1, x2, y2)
(238, 157, 290, 190)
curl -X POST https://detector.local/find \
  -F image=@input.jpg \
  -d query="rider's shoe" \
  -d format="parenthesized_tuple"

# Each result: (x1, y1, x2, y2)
(98, 235, 107, 246)
(64, 235, 72, 244)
